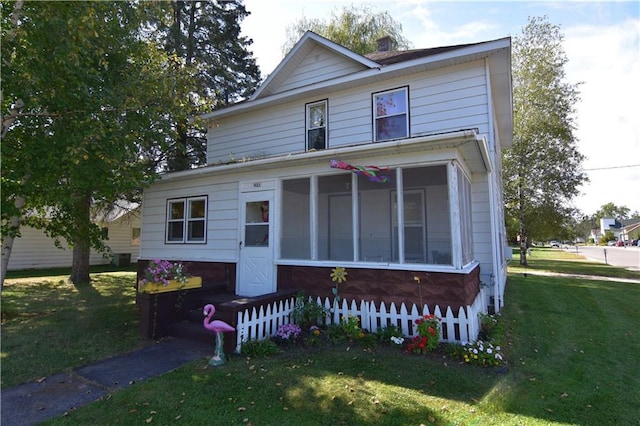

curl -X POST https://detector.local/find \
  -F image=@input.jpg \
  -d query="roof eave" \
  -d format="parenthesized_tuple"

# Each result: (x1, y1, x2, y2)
(200, 37, 512, 122)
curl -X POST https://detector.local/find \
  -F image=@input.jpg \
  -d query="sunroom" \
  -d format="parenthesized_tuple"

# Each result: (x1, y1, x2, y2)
(274, 130, 487, 310)
(279, 162, 473, 269)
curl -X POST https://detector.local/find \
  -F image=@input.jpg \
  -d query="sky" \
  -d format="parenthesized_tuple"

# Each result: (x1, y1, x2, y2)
(240, 0, 640, 217)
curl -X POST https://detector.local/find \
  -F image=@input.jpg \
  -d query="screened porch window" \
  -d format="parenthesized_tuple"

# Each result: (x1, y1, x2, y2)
(281, 178, 311, 258)
(318, 174, 353, 261)
(279, 164, 460, 267)
(457, 167, 474, 265)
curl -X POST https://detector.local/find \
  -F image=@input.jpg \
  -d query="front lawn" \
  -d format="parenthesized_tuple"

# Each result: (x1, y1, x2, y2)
(34, 251, 640, 425)
(1, 271, 147, 388)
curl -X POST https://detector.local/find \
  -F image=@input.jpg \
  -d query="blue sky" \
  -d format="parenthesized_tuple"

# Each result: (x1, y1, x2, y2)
(241, 1, 640, 216)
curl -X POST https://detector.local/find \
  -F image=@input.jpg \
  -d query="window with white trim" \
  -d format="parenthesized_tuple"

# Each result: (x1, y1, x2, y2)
(373, 87, 409, 142)
(306, 100, 327, 150)
(166, 196, 207, 243)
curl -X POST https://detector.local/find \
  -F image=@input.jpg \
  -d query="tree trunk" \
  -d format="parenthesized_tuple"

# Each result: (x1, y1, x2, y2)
(519, 233, 528, 266)
(70, 194, 92, 285)
(1, 196, 25, 290)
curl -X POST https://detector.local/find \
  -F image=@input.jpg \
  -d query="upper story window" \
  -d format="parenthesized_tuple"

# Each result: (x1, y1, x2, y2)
(306, 100, 327, 150)
(373, 87, 409, 142)
(166, 196, 207, 243)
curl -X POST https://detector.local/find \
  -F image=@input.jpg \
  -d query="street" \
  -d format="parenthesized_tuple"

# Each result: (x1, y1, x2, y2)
(569, 245, 640, 272)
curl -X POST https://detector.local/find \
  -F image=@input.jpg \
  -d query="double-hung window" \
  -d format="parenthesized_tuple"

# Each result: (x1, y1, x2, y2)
(166, 196, 207, 243)
(306, 100, 327, 150)
(373, 87, 409, 142)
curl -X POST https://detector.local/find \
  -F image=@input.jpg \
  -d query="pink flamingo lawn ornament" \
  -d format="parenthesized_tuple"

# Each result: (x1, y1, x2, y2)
(203, 304, 235, 366)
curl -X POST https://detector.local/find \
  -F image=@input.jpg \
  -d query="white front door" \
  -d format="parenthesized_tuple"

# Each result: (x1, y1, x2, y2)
(237, 190, 275, 297)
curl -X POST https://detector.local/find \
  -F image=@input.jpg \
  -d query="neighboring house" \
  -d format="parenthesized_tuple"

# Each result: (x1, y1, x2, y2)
(7, 204, 141, 271)
(138, 32, 512, 326)
(600, 218, 622, 241)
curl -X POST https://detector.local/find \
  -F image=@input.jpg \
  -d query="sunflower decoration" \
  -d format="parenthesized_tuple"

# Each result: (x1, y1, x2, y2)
(330, 267, 348, 283)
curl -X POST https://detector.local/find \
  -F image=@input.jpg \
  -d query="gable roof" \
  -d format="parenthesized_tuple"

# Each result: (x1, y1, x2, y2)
(250, 31, 381, 100)
(201, 34, 512, 147)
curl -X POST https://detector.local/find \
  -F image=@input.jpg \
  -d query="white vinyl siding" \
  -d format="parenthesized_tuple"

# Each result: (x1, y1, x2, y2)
(7, 214, 141, 271)
(207, 61, 490, 164)
(276, 44, 365, 93)
(140, 179, 239, 262)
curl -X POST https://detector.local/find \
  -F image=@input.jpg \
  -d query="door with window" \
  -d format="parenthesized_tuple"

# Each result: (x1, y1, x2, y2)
(237, 190, 275, 296)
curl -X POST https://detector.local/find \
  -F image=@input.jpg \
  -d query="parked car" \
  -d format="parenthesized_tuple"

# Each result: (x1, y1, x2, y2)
(616, 240, 624, 247)
(607, 240, 617, 246)
(550, 241, 560, 248)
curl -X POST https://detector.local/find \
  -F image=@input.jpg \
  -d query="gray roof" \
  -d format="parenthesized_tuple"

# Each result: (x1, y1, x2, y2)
(364, 41, 489, 65)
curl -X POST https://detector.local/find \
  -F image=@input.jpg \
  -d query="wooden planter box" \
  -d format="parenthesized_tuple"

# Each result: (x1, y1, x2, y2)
(137, 277, 202, 339)
(139, 276, 202, 294)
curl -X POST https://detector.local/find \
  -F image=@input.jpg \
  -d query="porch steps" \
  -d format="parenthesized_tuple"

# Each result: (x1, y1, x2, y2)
(167, 289, 298, 353)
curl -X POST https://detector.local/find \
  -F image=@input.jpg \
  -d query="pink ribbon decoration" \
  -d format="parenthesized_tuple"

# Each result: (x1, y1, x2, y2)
(330, 159, 391, 183)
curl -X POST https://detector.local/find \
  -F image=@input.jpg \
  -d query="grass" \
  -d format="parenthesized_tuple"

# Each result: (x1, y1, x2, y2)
(1, 270, 147, 388)
(508, 247, 640, 280)
(4, 251, 639, 425)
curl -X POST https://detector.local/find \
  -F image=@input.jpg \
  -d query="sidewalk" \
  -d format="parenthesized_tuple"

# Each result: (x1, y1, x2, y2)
(1, 338, 213, 426)
(518, 269, 640, 284)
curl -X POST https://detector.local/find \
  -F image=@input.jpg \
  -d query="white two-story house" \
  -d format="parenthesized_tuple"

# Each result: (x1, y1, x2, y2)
(137, 31, 512, 333)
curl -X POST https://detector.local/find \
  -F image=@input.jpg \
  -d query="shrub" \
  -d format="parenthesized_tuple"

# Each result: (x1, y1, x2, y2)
(324, 315, 377, 347)
(478, 312, 503, 341)
(240, 339, 281, 357)
(375, 324, 404, 344)
(292, 293, 327, 328)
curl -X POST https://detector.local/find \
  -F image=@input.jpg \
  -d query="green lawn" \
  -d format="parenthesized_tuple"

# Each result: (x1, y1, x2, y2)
(1, 270, 147, 388)
(508, 247, 640, 279)
(3, 251, 639, 425)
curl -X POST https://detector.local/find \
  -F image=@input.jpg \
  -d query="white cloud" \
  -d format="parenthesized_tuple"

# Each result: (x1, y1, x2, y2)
(564, 18, 640, 213)
(240, 1, 640, 214)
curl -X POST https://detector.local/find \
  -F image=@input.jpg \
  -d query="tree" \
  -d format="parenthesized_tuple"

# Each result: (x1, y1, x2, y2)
(282, 4, 412, 56)
(1, 1, 177, 286)
(593, 202, 631, 221)
(143, 0, 261, 171)
(503, 16, 587, 265)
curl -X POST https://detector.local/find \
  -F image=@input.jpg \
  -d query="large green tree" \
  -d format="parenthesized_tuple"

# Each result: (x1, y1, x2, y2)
(503, 16, 587, 265)
(593, 202, 632, 221)
(282, 4, 412, 56)
(1, 1, 176, 286)
(144, 0, 261, 171)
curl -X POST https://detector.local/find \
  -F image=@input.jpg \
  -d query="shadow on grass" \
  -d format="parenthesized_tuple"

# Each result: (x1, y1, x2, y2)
(1, 272, 144, 388)
(4, 263, 138, 280)
(48, 343, 508, 425)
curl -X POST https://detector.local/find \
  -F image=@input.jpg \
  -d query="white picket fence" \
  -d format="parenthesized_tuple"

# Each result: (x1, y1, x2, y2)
(234, 292, 486, 353)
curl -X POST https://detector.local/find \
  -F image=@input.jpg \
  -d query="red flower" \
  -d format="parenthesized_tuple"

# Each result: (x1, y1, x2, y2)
(428, 326, 436, 336)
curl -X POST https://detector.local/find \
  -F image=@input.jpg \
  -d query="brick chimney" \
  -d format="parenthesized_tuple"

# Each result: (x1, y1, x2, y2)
(376, 36, 393, 52)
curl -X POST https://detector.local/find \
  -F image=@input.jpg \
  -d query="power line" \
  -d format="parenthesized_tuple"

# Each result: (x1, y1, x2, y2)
(583, 164, 640, 172)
